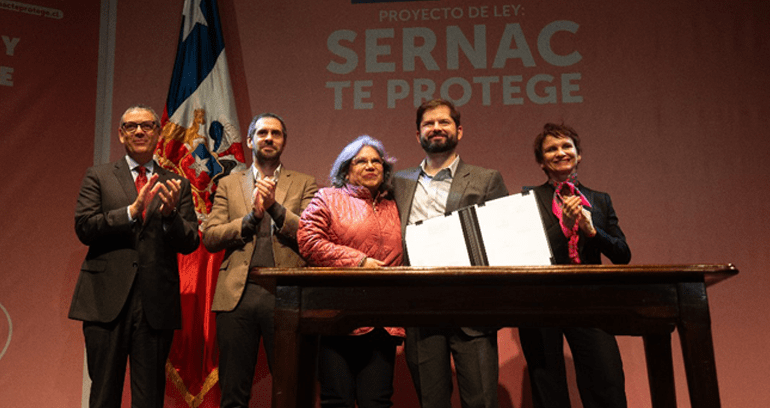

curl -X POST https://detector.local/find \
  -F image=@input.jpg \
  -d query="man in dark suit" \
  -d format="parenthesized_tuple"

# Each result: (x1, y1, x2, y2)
(201, 113, 317, 408)
(393, 99, 508, 408)
(69, 104, 200, 408)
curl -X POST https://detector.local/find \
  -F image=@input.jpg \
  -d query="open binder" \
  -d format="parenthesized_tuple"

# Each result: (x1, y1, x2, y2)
(405, 192, 553, 267)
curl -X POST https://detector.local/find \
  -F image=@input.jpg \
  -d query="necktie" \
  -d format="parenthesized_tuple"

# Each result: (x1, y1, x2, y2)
(135, 166, 147, 193)
(135, 166, 152, 218)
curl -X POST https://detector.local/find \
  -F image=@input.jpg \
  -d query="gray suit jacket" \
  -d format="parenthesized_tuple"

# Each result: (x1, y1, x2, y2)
(69, 158, 200, 330)
(393, 159, 509, 336)
(202, 168, 318, 312)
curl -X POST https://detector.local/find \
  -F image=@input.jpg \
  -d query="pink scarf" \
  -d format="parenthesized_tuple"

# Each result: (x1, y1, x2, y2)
(551, 174, 591, 264)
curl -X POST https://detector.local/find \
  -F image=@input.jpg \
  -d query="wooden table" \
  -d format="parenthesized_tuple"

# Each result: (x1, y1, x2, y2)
(258, 264, 737, 408)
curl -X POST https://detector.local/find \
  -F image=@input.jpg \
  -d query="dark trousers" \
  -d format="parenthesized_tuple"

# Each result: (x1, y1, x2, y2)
(83, 285, 174, 408)
(405, 327, 499, 408)
(318, 329, 398, 408)
(216, 282, 276, 408)
(519, 327, 627, 408)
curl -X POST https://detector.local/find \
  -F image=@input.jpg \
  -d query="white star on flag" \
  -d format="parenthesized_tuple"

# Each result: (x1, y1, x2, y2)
(190, 154, 210, 177)
(181, 0, 208, 41)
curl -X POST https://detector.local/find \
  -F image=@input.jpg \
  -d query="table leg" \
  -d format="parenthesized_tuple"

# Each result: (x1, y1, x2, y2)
(272, 286, 319, 408)
(643, 333, 677, 408)
(677, 282, 721, 408)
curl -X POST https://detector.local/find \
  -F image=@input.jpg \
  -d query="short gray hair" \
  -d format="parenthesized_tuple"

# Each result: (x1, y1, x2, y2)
(120, 104, 160, 128)
(329, 135, 395, 193)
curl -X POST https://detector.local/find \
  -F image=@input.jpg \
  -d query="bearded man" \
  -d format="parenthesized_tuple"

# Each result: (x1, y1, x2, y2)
(202, 113, 318, 408)
(393, 99, 509, 408)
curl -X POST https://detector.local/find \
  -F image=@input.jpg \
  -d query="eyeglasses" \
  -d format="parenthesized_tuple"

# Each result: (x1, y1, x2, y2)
(121, 121, 157, 133)
(351, 157, 384, 167)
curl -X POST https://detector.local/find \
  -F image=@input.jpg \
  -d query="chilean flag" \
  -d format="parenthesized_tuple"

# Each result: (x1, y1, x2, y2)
(158, 0, 246, 218)
(156, 0, 245, 406)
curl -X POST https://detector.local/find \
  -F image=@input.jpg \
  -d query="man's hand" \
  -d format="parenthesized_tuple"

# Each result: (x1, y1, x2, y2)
(129, 173, 159, 219)
(155, 179, 182, 217)
(252, 184, 265, 218)
(255, 178, 277, 210)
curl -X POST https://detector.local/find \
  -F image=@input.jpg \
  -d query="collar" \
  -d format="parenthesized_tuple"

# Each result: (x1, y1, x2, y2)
(419, 154, 460, 178)
(549, 172, 579, 189)
(252, 163, 282, 182)
(549, 174, 591, 208)
(343, 183, 389, 201)
(125, 155, 154, 174)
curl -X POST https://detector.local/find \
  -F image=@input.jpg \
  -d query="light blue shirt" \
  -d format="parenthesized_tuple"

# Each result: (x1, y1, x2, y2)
(407, 155, 460, 225)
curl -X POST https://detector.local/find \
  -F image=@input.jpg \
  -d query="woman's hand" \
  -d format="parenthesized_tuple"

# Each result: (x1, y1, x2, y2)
(578, 207, 597, 237)
(360, 257, 385, 268)
(561, 195, 596, 236)
(560, 195, 582, 228)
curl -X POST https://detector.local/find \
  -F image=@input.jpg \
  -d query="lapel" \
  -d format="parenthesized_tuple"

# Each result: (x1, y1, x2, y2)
(534, 183, 559, 230)
(240, 169, 254, 212)
(446, 160, 470, 212)
(396, 167, 420, 231)
(115, 158, 167, 228)
(578, 187, 597, 222)
(149, 163, 168, 216)
(275, 169, 293, 206)
(113, 159, 138, 204)
(239, 167, 293, 210)
(397, 167, 420, 208)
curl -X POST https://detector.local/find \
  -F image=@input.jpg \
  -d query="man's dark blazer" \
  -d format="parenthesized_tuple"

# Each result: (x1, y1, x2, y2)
(528, 183, 630, 265)
(69, 158, 200, 330)
(393, 159, 509, 336)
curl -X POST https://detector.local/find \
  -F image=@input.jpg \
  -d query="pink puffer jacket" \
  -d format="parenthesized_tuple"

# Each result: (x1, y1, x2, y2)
(298, 185, 404, 338)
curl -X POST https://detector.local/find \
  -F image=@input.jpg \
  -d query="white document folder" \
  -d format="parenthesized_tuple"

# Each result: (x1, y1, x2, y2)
(405, 192, 553, 267)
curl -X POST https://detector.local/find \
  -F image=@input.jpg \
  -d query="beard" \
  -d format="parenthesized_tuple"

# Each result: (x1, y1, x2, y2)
(420, 132, 458, 154)
(255, 146, 282, 163)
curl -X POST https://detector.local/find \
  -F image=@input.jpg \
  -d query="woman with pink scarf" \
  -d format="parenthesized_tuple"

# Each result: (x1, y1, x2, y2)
(519, 123, 631, 408)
